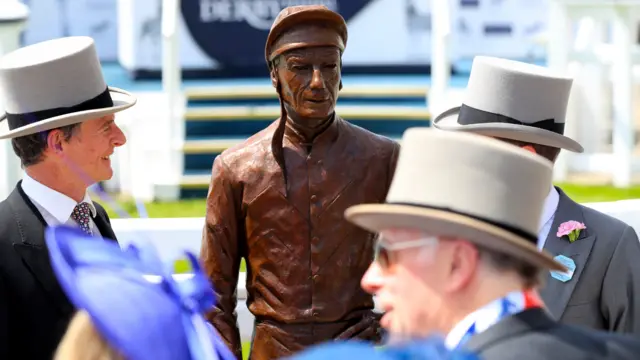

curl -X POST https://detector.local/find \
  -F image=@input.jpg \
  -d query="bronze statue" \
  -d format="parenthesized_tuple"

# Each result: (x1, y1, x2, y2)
(200, 5, 400, 360)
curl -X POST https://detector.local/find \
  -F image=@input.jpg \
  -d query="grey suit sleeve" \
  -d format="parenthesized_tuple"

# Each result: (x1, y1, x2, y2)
(601, 225, 640, 334)
(0, 270, 8, 358)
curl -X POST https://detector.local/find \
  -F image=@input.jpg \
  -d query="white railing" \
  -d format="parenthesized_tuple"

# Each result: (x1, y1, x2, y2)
(0, 2, 29, 200)
(428, 0, 452, 118)
(112, 198, 640, 342)
(156, 0, 184, 201)
(548, 1, 640, 187)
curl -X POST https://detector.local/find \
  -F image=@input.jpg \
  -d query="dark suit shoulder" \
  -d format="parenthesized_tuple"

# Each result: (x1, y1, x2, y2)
(594, 329, 640, 357)
(92, 201, 111, 223)
(577, 200, 638, 260)
(580, 202, 634, 236)
(0, 198, 18, 246)
(481, 322, 640, 360)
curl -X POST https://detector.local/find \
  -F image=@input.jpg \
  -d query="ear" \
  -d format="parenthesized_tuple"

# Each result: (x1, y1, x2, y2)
(46, 129, 65, 155)
(445, 240, 479, 293)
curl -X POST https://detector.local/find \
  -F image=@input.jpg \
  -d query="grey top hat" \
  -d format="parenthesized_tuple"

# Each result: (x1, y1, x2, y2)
(0, 36, 136, 140)
(345, 128, 566, 271)
(433, 56, 583, 153)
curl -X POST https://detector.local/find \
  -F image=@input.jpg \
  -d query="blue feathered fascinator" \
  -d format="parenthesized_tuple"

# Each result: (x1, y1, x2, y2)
(45, 225, 235, 360)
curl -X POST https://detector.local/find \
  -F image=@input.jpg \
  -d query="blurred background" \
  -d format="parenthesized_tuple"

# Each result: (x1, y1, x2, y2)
(1, 1, 639, 245)
(5, 0, 640, 211)
(4, 1, 640, 356)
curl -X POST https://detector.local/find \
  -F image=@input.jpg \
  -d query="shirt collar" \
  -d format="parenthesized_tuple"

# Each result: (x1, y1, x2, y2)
(445, 307, 482, 350)
(539, 185, 559, 231)
(445, 291, 523, 349)
(22, 172, 97, 223)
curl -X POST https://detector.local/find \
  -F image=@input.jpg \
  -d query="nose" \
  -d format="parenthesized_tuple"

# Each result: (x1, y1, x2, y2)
(112, 123, 127, 147)
(310, 67, 325, 89)
(361, 262, 385, 295)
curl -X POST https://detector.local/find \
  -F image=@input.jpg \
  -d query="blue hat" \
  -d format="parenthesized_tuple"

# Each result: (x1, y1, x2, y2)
(286, 336, 479, 360)
(45, 225, 236, 360)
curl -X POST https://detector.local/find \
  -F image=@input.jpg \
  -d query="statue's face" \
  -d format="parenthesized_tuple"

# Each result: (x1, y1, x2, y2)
(270, 27, 341, 125)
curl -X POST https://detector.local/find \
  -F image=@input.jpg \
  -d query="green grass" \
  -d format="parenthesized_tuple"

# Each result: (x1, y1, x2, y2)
(102, 183, 640, 220)
(173, 257, 246, 273)
(558, 183, 640, 203)
(242, 342, 250, 360)
(111, 182, 640, 276)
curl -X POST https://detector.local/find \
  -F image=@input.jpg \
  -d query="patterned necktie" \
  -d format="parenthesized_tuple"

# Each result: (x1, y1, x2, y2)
(71, 202, 93, 235)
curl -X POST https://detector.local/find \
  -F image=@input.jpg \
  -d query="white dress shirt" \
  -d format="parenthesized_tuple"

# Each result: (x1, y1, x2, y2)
(445, 293, 519, 349)
(537, 186, 560, 250)
(21, 173, 102, 236)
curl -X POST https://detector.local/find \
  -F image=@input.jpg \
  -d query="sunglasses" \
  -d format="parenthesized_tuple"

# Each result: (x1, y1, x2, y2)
(374, 236, 438, 269)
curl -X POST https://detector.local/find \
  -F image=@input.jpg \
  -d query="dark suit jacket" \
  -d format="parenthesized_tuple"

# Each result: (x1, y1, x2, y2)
(539, 187, 640, 334)
(0, 182, 117, 360)
(464, 308, 640, 359)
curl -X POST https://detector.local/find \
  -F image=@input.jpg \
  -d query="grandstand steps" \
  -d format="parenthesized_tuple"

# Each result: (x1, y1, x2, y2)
(180, 80, 431, 199)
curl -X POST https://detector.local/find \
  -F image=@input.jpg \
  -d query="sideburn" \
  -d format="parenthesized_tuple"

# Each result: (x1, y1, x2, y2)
(272, 73, 288, 192)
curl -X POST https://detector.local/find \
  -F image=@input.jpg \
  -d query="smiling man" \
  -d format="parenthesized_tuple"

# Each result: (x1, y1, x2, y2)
(200, 5, 400, 360)
(0, 36, 136, 360)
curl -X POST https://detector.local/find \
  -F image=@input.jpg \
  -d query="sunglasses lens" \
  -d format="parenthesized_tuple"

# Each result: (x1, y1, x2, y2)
(375, 243, 389, 268)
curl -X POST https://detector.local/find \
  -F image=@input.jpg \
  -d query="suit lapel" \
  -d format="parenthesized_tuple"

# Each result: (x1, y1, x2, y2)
(539, 187, 596, 319)
(8, 183, 74, 316)
(92, 203, 118, 242)
(464, 308, 556, 353)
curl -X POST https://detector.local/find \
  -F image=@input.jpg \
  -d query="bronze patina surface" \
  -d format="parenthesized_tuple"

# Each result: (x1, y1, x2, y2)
(200, 5, 400, 359)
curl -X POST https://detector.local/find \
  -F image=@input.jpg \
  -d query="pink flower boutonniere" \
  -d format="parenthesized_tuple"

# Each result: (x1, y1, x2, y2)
(557, 221, 586, 243)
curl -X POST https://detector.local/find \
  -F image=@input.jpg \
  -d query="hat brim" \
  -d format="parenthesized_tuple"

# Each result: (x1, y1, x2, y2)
(0, 86, 136, 139)
(345, 203, 567, 272)
(266, 8, 347, 62)
(433, 106, 584, 153)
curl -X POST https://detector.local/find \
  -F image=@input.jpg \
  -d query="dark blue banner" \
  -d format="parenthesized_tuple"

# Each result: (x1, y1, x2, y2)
(181, 0, 373, 68)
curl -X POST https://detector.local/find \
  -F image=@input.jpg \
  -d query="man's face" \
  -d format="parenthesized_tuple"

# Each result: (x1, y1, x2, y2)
(272, 45, 341, 125)
(361, 228, 453, 340)
(57, 114, 126, 184)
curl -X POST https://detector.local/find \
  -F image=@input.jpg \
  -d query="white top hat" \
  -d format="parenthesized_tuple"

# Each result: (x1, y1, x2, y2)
(345, 128, 566, 271)
(432, 56, 583, 153)
(0, 36, 136, 139)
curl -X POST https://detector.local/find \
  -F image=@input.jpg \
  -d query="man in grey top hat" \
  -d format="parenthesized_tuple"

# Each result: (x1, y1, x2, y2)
(0, 36, 136, 359)
(345, 127, 640, 359)
(432, 56, 640, 334)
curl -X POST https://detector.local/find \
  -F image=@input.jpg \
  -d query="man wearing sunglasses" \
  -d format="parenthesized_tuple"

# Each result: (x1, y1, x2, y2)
(344, 128, 640, 359)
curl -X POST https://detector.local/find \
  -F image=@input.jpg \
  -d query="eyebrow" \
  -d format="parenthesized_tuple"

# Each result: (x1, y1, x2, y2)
(284, 54, 307, 63)
(285, 48, 340, 60)
(101, 118, 115, 128)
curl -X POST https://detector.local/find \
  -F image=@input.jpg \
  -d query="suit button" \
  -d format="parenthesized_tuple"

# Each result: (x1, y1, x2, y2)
(312, 274, 319, 281)
(312, 311, 319, 317)
(312, 236, 320, 242)
(310, 195, 317, 201)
